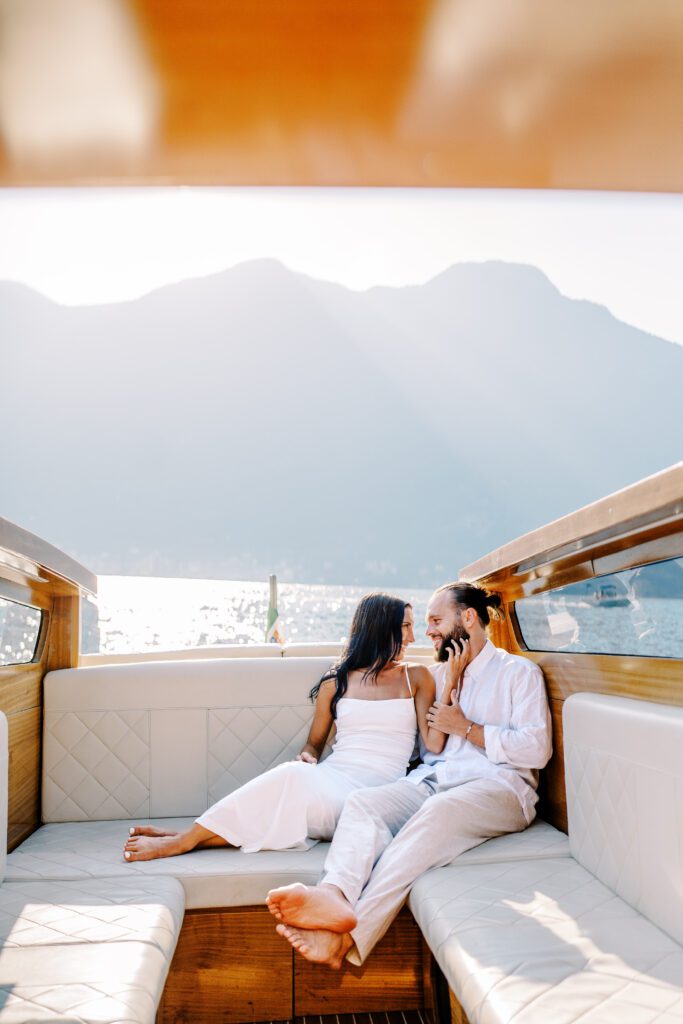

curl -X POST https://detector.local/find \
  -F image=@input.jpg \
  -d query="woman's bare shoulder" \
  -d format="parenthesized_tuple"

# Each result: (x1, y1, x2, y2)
(406, 663, 435, 684)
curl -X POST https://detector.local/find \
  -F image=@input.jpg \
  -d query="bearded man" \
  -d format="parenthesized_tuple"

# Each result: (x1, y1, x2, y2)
(267, 581, 552, 969)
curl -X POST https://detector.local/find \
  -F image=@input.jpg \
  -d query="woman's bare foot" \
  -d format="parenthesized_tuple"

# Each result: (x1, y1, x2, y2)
(275, 923, 353, 968)
(266, 883, 357, 932)
(123, 822, 222, 861)
(123, 834, 190, 861)
(128, 825, 179, 838)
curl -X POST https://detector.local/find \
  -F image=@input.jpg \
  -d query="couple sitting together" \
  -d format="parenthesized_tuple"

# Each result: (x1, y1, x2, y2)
(123, 581, 552, 970)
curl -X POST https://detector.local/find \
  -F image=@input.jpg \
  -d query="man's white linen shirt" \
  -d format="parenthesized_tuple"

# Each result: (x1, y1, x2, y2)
(409, 640, 552, 822)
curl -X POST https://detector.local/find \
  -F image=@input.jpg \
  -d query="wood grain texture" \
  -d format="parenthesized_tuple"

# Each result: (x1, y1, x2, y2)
(2, 4, 683, 191)
(537, 698, 568, 834)
(0, 664, 42, 716)
(461, 464, 683, 584)
(47, 594, 81, 673)
(294, 908, 423, 1015)
(7, 707, 41, 851)
(157, 907, 293, 1024)
(449, 989, 472, 1024)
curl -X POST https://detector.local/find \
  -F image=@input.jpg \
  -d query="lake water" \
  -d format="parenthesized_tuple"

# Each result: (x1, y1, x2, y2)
(2, 574, 679, 663)
(84, 576, 436, 654)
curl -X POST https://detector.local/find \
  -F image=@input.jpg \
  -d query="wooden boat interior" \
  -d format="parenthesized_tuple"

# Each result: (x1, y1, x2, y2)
(0, 463, 681, 1023)
(1, 0, 682, 192)
(1, 3, 682, 1019)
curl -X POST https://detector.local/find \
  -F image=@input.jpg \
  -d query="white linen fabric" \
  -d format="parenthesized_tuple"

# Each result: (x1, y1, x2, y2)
(410, 641, 552, 822)
(196, 693, 418, 852)
(325, 777, 527, 963)
(321, 639, 552, 963)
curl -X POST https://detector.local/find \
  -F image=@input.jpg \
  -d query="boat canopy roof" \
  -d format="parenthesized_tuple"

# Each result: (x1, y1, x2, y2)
(0, 1, 681, 191)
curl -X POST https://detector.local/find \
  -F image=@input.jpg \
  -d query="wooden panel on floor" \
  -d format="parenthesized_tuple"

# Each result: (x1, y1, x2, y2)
(294, 907, 423, 1015)
(7, 706, 41, 851)
(157, 907, 293, 1024)
(449, 989, 471, 1024)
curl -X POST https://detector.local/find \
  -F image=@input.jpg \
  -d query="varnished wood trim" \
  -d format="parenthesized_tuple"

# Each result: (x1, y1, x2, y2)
(47, 594, 81, 673)
(461, 463, 683, 583)
(0, 665, 42, 716)
(0, 517, 96, 596)
(157, 906, 293, 1024)
(7, 707, 41, 852)
(294, 907, 423, 1015)
(529, 652, 683, 707)
(449, 989, 471, 1024)
(537, 698, 568, 834)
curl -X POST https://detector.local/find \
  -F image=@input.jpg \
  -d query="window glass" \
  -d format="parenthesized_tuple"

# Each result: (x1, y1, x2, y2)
(515, 557, 683, 658)
(0, 598, 43, 666)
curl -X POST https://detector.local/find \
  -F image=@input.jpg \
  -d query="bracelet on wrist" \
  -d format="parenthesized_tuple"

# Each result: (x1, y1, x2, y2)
(464, 721, 474, 740)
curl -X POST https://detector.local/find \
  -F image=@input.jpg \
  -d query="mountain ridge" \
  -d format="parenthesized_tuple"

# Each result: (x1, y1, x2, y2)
(1, 259, 681, 585)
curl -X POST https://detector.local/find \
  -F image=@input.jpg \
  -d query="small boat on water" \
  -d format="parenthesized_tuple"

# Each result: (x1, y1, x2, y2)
(589, 583, 632, 608)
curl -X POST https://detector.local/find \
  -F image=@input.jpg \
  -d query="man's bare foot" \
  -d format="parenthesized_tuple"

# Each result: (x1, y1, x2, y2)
(123, 834, 188, 861)
(266, 883, 357, 932)
(276, 923, 353, 969)
(128, 825, 179, 838)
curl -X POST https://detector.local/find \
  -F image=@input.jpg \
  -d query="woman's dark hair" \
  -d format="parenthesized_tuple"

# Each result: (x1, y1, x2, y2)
(435, 581, 503, 627)
(310, 593, 410, 718)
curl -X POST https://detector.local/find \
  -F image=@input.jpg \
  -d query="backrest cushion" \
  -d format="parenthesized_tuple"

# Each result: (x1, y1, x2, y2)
(43, 657, 332, 823)
(0, 711, 6, 879)
(564, 692, 683, 946)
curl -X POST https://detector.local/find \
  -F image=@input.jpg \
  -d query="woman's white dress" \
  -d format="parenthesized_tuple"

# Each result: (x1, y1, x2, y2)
(195, 681, 417, 853)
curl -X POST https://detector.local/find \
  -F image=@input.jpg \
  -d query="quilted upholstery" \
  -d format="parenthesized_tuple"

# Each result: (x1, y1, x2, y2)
(0, 942, 172, 1023)
(43, 711, 150, 822)
(564, 694, 683, 947)
(5, 819, 330, 909)
(207, 705, 313, 803)
(42, 658, 332, 821)
(5, 817, 567, 909)
(410, 857, 683, 1024)
(0, 876, 183, 957)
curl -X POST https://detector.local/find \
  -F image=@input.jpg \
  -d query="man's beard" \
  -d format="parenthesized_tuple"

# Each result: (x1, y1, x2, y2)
(436, 624, 471, 663)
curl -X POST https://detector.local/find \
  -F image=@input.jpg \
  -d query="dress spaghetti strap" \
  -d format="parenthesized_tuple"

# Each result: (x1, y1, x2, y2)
(404, 664, 413, 697)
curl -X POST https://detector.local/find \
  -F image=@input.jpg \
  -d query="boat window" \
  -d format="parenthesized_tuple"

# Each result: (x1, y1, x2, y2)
(514, 557, 683, 658)
(0, 598, 43, 666)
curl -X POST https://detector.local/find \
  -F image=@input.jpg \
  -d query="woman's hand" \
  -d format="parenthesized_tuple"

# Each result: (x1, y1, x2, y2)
(296, 751, 318, 764)
(446, 637, 471, 698)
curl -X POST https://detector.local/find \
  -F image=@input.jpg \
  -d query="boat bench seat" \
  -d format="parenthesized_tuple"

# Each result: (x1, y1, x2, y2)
(4, 817, 569, 908)
(409, 694, 683, 1023)
(0, 715, 185, 1024)
(1, 656, 571, 1022)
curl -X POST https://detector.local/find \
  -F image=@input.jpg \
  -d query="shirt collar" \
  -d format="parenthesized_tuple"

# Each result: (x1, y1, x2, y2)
(463, 638, 496, 681)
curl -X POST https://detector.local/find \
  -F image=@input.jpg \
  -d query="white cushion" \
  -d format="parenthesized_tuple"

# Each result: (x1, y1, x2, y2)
(0, 875, 184, 1024)
(564, 693, 683, 947)
(410, 857, 683, 1024)
(0, 876, 183, 958)
(6, 817, 567, 910)
(5, 819, 330, 910)
(0, 942, 172, 1023)
(42, 658, 332, 822)
(456, 818, 569, 865)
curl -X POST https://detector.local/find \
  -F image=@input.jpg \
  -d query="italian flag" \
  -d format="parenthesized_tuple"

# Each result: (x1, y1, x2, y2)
(266, 574, 284, 644)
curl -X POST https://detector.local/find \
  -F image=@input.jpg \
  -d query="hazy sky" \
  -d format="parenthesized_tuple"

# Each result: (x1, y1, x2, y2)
(1, 186, 682, 345)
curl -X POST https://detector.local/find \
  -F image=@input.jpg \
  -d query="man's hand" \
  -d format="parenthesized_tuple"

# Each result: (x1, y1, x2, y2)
(445, 637, 471, 699)
(296, 751, 318, 764)
(426, 699, 471, 736)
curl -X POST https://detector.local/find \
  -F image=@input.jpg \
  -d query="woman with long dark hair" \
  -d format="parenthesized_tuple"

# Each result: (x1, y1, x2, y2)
(122, 593, 446, 861)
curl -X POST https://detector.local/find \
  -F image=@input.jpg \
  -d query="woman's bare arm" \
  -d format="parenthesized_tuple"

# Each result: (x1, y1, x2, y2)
(297, 680, 336, 763)
(410, 666, 447, 753)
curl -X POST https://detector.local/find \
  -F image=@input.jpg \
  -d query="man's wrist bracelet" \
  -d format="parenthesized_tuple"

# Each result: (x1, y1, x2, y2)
(464, 722, 474, 740)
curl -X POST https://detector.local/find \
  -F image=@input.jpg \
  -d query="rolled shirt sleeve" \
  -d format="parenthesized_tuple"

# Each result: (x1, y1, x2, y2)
(483, 665, 552, 769)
